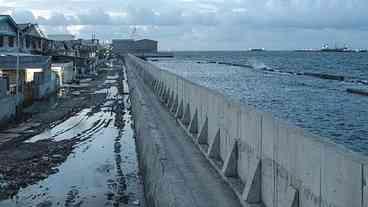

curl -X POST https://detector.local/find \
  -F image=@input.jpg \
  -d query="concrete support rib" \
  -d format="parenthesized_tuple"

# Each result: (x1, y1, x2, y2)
(155, 81, 160, 93)
(157, 81, 162, 95)
(151, 80, 156, 90)
(152, 80, 156, 90)
(159, 84, 165, 98)
(164, 88, 170, 104)
(168, 91, 174, 109)
(208, 129, 221, 161)
(155, 81, 159, 92)
(242, 160, 262, 204)
(176, 100, 184, 119)
(189, 109, 199, 135)
(182, 103, 191, 127)
(197, 116, 208, 145)
(171, 94, 179, 114)
(155, 81, 160, 94)
(280, 186, 299, 207)
(160, 86, 165, 101)
(222, 140, 239, 178)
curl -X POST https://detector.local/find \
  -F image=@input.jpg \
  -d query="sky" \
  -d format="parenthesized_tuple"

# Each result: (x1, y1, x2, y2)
(1, 0, 368, 50)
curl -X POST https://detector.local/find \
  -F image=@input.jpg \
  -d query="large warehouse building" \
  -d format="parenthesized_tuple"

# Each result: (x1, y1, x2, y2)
(112, 39, 158, 55)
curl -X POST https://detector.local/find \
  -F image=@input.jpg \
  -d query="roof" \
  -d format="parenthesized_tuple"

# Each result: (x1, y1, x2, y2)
(48, 34, 76, 41)
(0, 52, 39, 57)
(0, 15, 18, 28)
(112, 39, 135, 43)
(17, 23, 29, 30)
(0, 15, 19, 36)
(18, 23, 48, 39)
(136, 39, 158, 43)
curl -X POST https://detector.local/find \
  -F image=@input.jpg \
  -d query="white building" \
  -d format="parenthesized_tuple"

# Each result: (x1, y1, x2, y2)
(51, 62, 75, 85)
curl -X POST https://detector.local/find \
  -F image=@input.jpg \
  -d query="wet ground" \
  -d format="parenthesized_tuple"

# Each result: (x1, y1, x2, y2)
(0, 64, 144, 207)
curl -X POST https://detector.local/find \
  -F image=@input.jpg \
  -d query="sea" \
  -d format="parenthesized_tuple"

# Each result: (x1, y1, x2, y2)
(149, 51, 368, 154)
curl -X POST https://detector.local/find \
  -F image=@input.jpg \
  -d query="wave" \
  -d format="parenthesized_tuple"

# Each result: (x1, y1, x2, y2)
(205, 60, 368, 86)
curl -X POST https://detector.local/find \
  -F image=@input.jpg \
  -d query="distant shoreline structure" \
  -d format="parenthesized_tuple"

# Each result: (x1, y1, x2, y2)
(295, 44, 368, 53)
(249, 48, 266, 52)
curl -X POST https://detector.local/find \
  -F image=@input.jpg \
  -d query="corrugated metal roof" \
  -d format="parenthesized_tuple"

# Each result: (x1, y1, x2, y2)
(0, 15, 18, 28)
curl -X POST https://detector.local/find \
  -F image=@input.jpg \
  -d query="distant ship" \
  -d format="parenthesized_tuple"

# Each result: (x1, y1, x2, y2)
(320, 44, 354, 52)
(294, 45, 368, 53)
(249, 48, 265, 52)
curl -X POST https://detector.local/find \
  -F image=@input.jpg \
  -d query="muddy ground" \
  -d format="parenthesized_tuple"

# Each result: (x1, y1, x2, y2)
(0, 63, 143, 206)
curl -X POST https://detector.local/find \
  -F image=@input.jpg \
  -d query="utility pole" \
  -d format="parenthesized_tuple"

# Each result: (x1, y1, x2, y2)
(16, 29, 20, 103)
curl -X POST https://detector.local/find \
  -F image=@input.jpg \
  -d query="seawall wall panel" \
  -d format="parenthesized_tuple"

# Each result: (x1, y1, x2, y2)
(125, 54, 367, 207)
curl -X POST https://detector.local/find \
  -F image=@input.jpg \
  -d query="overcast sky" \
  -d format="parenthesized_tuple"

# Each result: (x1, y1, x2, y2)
(1, 0, 368, 50)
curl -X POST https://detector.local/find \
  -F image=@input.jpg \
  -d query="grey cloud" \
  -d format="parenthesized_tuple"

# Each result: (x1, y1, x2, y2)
(12, 9, 36, 23)
(38, 13, 79, 25)
(3, 0, 368, 50)
(78, 9, 112, 25)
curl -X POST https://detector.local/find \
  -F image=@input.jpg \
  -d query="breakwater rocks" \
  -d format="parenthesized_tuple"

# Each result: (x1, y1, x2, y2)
(154, 59, 368, 87)
(347, 88, 368, 96)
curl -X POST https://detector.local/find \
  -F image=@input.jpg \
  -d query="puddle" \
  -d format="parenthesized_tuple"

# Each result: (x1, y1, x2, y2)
(107, 75, 119, 80)
(104, 80, 117, 84)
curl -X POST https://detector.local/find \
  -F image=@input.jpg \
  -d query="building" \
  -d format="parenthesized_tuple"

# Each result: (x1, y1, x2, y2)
(18, 23, 52, 55)
(112, 39, 158, 55)
(0, 15, 101, 124)
(0, 54, 56, 103)
(135, 39, 158, 53)
(51, 62, 75, 85)
(0, 15, 56, 105)
(0, 15, 21, 53)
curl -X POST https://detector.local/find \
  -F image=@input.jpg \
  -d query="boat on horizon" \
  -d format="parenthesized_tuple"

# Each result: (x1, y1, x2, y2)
(249, 48, 266, 52)
(320, 44, 354, 52)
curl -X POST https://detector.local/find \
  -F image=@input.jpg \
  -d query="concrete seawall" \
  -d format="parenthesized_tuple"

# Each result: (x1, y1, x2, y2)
(125, 54, 368, 207)
(127, 57, 243, 207)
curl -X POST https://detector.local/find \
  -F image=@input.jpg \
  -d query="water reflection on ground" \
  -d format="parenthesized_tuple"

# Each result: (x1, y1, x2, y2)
(0, 71, 144, 207)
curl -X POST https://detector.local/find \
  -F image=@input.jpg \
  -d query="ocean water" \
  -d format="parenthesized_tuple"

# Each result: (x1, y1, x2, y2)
(150, 51, 368, 154)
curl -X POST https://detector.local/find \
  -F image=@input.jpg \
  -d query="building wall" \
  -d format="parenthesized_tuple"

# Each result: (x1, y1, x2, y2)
(113, 39, 158, 55)
(0, 95, 17, 126)
(0, 19, 19, 53)
(0, 35, 18, 53)
(0, 20, 16, 36)
(0, 78, 8, 97)
(52, 62, 75, 84)
(135, 40, 158, 53)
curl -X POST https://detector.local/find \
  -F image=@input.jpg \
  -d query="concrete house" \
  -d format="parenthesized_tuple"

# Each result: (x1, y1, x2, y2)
(50, 37, 99, 76)
(0, 15, 21, 123)
(0, 15, 20, 53)
(51, 62, 75, 85)
(0, 16, 56, 105)
(18, 23, 52, 55)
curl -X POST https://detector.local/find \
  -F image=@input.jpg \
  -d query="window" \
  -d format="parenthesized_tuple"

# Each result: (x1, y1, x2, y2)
(9, 36, 14, 47)
(0, 36, 3, 47)
(26, 37, 30, 48)
(32, 40, 36, 49)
